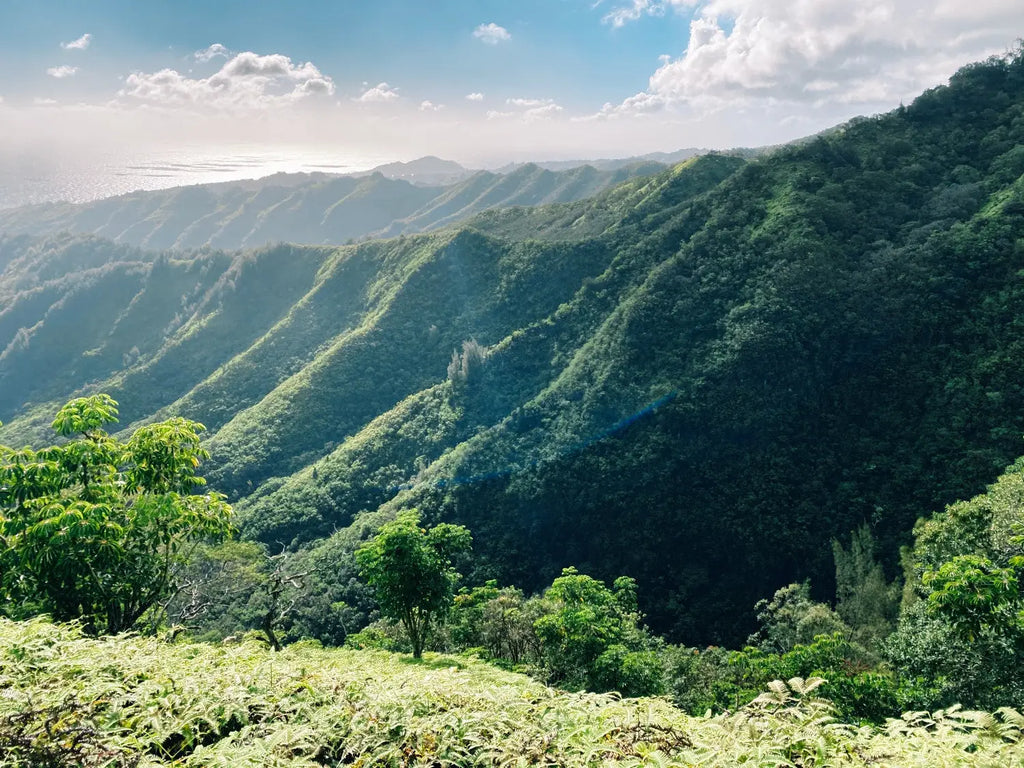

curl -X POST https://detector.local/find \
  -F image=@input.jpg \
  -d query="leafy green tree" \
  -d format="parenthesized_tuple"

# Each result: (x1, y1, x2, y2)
(533, 567, 662, 694)
(534, 567, 625, 686)
(0, 395, 233, 634)
(450, 580, 541, 665)
(884, 460, 1024, 709)
(833, 525, 900, 650)
(355, 510, 471, 658)
(748, 582, 849, 653)
(925, 554, 1021, 641)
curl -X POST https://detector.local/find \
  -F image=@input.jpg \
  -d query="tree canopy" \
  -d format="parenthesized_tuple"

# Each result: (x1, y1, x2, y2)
(355, 510, 471, 657)
(0, 395, 233, 634)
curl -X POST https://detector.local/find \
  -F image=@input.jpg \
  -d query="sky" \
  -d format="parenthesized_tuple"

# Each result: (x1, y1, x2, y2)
(0, 0, 1021, 167)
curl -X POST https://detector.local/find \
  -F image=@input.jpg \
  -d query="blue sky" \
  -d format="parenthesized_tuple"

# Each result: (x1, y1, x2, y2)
(2, 1, 692, 109)
(0, 1, 1020, 166)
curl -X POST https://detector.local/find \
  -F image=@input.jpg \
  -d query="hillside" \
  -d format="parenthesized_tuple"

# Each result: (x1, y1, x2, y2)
(1, 617, 1020, 767)
(0, 161, 664, 251)
(2, 50, 1024, 645)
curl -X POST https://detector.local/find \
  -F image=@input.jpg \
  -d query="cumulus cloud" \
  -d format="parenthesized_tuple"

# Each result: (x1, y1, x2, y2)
(118, 51, 335, 110)
(490, 97, 564, 122)
(473, 23, 511, 45)
(47, 65, 78, 79)
(587, 91, 668, 120)
(419, 100, 443, 111)
(61, 33, 92, 50)
(599, 0, 1020, 114)
(194, 43, 230, 62)
(465, 92, 484, 101)
(33, 98, 58, 106)
(356, 82, 399, 102)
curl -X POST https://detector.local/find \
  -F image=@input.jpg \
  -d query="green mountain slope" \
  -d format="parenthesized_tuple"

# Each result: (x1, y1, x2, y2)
(0, 162, 664, 251)
(2, 51, 1023, 644)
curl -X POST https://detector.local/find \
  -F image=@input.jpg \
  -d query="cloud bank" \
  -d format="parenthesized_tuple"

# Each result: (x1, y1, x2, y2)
(357, 82, 399, 103)
(601, 0, 1020, 115)
(194, 43, 230, 62)
(47, 65, 78, 79)
(488, 97, 565, 122)
(118, 51, 335, 110)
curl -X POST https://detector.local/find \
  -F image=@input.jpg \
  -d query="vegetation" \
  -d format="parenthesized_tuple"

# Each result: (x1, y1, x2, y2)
(2, 49, 1024, 752)
(0, 395, 233, 634)
(355, 511, 471, 657)
(2, 616, 1023, 767)
(0, 162, 665, 251)
(4, 47, 1021, 646)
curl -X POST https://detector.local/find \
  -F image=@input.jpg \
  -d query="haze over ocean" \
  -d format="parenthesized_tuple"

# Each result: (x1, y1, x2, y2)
(0, 145, 389, 210)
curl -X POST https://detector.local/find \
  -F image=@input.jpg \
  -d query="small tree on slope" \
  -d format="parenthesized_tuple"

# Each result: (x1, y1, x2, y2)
(355, 510, 471, 658)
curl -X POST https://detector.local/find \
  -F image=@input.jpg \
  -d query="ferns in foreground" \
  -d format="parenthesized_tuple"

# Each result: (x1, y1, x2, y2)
(1, 617, 1022, 767)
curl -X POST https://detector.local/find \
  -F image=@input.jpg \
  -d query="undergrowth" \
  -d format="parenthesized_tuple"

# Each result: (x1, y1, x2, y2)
(0, 617, 1022, 766)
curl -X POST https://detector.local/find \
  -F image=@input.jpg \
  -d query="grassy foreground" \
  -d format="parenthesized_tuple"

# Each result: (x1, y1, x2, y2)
(1, 618, 1022, 767)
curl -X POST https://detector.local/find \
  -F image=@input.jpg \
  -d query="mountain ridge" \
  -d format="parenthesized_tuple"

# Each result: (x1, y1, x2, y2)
(2, 50, 1024, 643)
(0, 160, 668, 251)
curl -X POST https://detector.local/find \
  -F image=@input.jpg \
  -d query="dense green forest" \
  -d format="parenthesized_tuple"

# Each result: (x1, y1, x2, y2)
(2, 46, 1024, 661)
(2, 47, 1024, 765)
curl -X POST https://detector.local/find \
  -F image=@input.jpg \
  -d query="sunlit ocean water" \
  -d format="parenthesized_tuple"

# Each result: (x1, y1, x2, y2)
(0, 145, 390, 210)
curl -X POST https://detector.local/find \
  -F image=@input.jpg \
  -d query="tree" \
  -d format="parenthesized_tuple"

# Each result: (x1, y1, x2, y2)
(748, 582, 849, 654)
(833, 525, 900, 650)
(450, 580, 541, 665)
(0, 395, 233, 634)
(355, 510, 471, 658)
(533, 567, 662, 694)
(883, 460, 1024, 709)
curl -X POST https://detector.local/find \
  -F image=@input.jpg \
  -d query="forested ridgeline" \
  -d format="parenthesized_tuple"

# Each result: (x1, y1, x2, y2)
(2, 394, 1024, 734)
(0, 160, 667, 250)
(1, 49, 1024, 651)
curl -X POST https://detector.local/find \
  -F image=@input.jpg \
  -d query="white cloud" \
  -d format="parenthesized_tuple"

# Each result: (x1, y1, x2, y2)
(602, 0, 698, 27)
(356, 82, 399, 102)
(194, 43, 230, 62)
(61, 33, 92, 50)
(588, 91, 668, 120)
(465, 92, 484, 101)
(523, 104, 564, 121)
(491, 97, 565, 122)
(506, 97, 549, 107)
(419, 100, 443, 111)
(47, 65, 78, 79)
(33, 98, 58, 106)
(605, 0, 658, 27)
(600, 0, 1020, 113)
(118, 52, 335, 110)
(473, 23, 511, 45)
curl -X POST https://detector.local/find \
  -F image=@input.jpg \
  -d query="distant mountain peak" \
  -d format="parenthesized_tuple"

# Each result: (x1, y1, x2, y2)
(360, 156, 473, 186)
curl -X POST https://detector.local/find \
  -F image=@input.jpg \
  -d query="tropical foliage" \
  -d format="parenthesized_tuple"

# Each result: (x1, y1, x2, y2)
(2, 617, 1022, 767)
(355, 511, 471, 657)
(0, 396, 233, 634)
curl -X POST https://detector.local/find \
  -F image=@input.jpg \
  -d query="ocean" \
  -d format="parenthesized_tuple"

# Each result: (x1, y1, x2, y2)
(0, 145, 390, 210)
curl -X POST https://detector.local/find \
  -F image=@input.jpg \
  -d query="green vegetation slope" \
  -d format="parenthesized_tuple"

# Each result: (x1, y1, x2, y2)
(2, 50, 1024, 645)
(0, 162, 665, 251)
(1, 617, 1021, 767)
